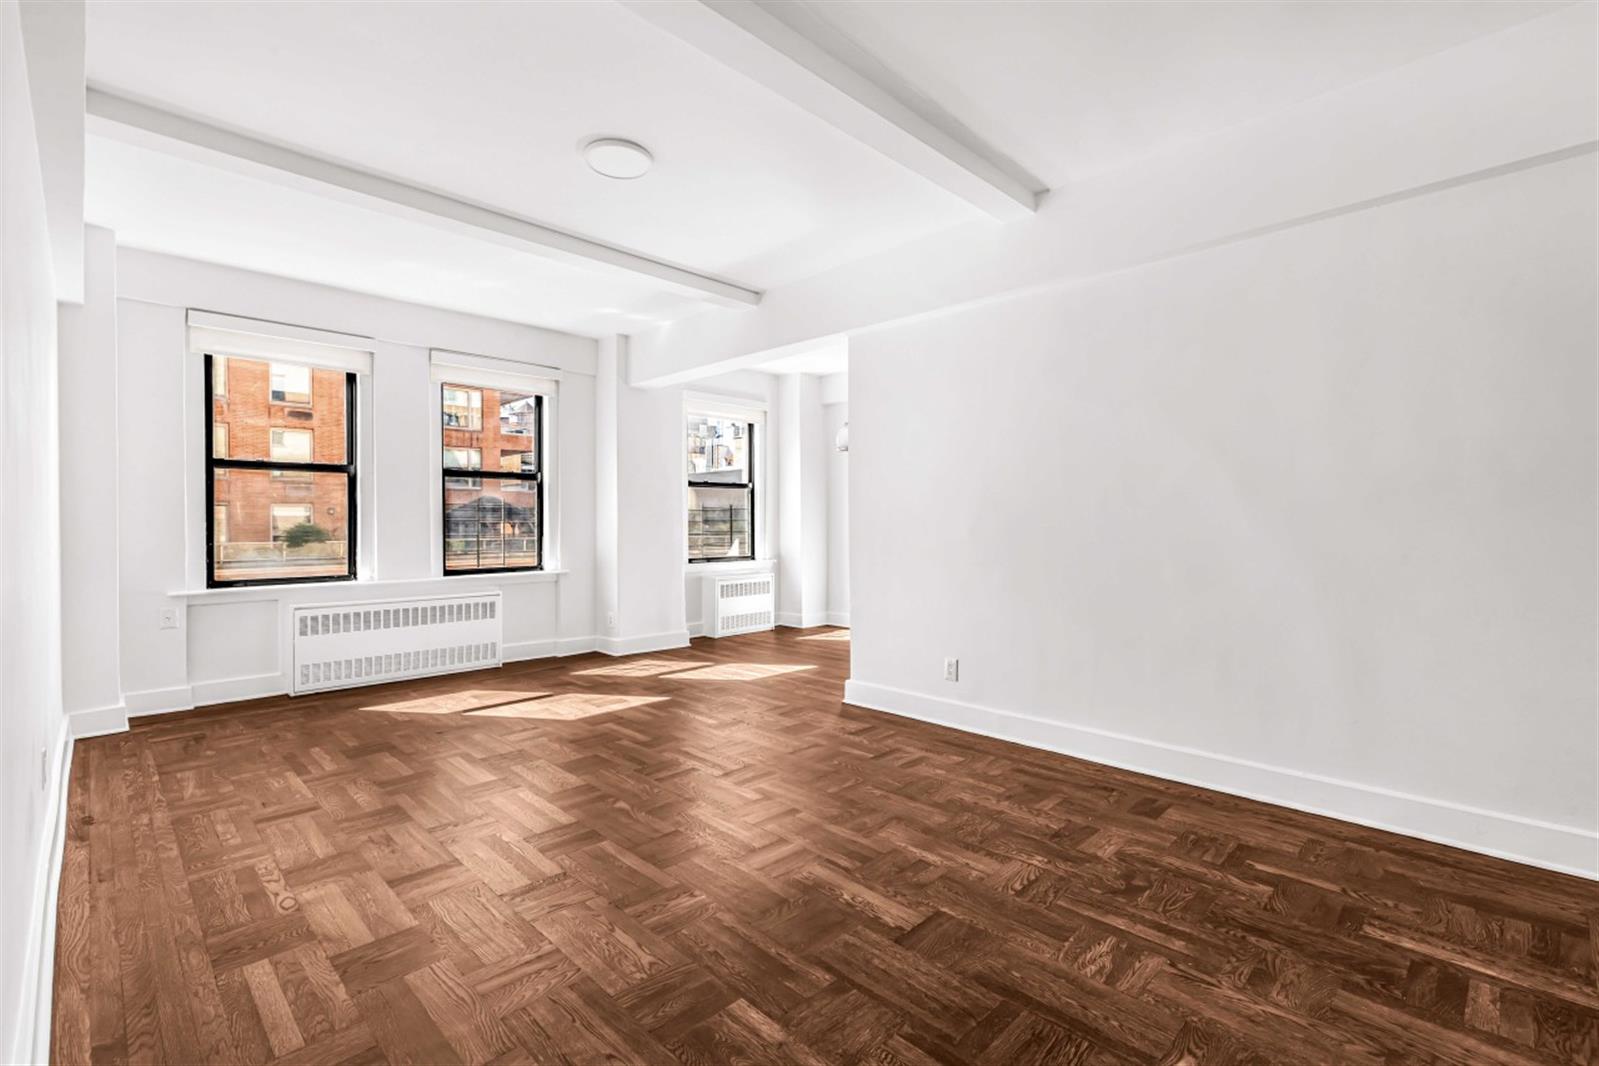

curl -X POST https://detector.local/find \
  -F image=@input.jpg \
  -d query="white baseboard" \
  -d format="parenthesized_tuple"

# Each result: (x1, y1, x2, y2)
(843, 679, 1598, 881)
(598, 630, 691, 657)
(14, 718, 72, 1065)
(504, 638, 558, 662)
(825, 611, 850, 628)
(555, 636, 599, 657)
(124, 636, 607, 720)
(776, 612, 830, 629)
(124, 683, 194, 717)
(68, 702, 128, 739)
(687, 621, 705, 639)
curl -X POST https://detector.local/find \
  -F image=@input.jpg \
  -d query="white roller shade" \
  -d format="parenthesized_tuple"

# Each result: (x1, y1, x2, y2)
(431, 349, 560, 394)
(684, 390, 768, 425)
(187, 310, 374, 373)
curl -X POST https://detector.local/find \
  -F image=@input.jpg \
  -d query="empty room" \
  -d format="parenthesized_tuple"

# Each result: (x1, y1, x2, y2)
(3, 1, 1596, 1063)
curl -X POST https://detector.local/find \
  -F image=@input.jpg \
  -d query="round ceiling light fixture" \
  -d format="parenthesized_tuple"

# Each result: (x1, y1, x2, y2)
(584, 137, 653, 180)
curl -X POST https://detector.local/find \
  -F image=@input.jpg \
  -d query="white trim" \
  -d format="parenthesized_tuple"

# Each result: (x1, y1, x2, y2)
(684, 559, 774, 577)
(168, 569, 567, 602)
(125, 684, 196, 717)
(15, 719, 72, 1066)
(428, 360, 562, 578)
(684, 389, 768, 425)
(189, 323, 374, 373)
(824, 612, 850, 627)
(688, 621, 706, 639)
(776, 611, 829, 629)
(431, 348, 562, 391)
(556, 636, 599, 657)
(68, 703, 128, 738)
(842, 679, 1599, 881)
(130, 636, 605, 718)
(598, 630, 692, 657)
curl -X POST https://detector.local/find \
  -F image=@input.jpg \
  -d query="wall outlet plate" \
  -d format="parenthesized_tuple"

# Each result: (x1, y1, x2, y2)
(943, 658, 959, 682)
(160, 607, 181, 630)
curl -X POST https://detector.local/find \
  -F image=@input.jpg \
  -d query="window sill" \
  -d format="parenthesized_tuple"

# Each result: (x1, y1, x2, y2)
(171, 569, 567, 602)
(684, 559, 774, 577)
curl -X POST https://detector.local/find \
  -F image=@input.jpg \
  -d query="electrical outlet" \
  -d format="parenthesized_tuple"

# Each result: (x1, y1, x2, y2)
(943, 657, 959, 682)
(606, 612, 617, 632)
(160, 607, 181, 630)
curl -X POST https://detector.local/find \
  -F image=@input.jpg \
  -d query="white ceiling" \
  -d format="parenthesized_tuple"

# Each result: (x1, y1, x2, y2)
(794, 0, 1568, 186)
(83, 0, 1566, 338)
(752, 337, 849, 377)
(84, 0, 974, 284)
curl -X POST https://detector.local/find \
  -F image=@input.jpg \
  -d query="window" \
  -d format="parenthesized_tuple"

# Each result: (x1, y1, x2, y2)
(270, 363, 312, 405)
(205, 354, 356, 586)
(441, 383, 542, 573)
(442, 386, 482, 430)
(270, 427, 313, 462)
(271, 503, 313, 542)
(687, 413, 755, 563)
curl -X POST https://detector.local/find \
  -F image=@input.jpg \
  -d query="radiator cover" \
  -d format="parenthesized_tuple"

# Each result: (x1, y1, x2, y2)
(291, 592, 503, 695)
(704, 572, 776, 637)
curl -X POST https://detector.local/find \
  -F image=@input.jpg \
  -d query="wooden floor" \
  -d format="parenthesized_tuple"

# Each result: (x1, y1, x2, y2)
(52, 629, 1597, 1066)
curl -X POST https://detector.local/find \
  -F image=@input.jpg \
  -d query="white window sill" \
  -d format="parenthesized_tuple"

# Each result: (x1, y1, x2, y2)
(684, 559, 774, 577)
(171, 569, 567, 602)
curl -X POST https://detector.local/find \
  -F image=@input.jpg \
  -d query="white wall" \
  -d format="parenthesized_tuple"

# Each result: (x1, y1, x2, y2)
(58, 225, 121, 729)
(825, 397, 849, 626)
(846, 153, 1598, 877)
(2, 1, 68, 1058)
(112, 250, 601, 713)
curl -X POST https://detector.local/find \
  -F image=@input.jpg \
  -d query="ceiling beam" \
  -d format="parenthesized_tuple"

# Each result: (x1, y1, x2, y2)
(85, 89, 762, 309)
(621, 0, 1042, 222)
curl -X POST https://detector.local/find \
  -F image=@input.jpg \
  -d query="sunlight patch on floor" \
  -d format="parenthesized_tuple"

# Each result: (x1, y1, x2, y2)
(464, 693, 669, 720)
(572, 657, 712, 678)
(797, 629, 850, 642)
(664, 662, 816, 681)
(358, 688, 549, 715)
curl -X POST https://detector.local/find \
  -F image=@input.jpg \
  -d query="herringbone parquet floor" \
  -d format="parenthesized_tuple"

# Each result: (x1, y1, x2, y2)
(51, 628, 1599, 1065)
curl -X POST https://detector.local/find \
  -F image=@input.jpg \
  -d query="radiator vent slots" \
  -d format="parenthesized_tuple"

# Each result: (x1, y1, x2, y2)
(292, 592, 503, 695)
(704, 572, 775, 637)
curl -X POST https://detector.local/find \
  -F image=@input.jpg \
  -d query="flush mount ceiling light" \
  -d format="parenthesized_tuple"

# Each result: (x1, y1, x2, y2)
(584, 138, 652, 180)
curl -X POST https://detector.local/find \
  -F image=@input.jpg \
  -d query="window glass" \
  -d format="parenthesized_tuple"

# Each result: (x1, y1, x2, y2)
(211, 469, 349, 583)
(444, 477, 540, 572)
(207, 353, 355, 586)
(440, 384, 542, 573)
(687, 415, 750, 484)
(688, 484, 753, 562)
(270, 364, 312, 405)
(210, 356, 347, 463)
(270, 428, 313, 463)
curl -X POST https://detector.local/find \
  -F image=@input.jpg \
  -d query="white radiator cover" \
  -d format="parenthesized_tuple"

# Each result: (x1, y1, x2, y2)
(291, 592, 503, 695)
(704, 573, 776, 637)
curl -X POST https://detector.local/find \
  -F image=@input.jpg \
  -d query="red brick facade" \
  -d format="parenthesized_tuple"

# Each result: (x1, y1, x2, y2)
(211, 358, 349, 576)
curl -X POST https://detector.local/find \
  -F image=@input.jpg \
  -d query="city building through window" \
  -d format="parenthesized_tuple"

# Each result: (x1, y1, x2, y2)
(687, 413, 755, 563)
(204, 354, 356, 586)
(441, 384, 542, 574)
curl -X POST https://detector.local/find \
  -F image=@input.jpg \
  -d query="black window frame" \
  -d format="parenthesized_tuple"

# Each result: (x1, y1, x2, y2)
(203, 353, 358, 589)
(687, 418, 757, 565)
(441, 386, 544, 576)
